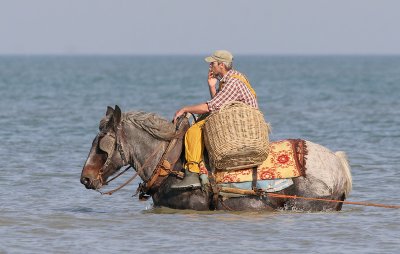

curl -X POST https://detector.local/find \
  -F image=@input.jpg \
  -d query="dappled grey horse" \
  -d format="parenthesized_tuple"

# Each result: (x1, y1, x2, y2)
(80, 106, 352, 211)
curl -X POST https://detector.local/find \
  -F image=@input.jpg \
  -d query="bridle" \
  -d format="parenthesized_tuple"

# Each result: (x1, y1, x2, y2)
(95, 127, 128, 186)
(92, 120, 139, 195)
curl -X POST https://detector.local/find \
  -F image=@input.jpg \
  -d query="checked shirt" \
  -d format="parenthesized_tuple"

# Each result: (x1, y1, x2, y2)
(207, 69, 258, 112)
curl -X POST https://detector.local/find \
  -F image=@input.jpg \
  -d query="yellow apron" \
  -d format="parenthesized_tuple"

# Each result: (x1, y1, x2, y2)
(184, 119, 206, 173)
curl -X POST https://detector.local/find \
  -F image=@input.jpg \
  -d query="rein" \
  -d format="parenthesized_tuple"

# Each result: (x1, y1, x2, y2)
(105, 165, 132, 185)
(98, 171, 138, 196)
(96, 165, 134, 195)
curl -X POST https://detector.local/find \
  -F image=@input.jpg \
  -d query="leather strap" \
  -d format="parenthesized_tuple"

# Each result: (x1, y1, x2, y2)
(252, 166, 258, 190)
(141, 139, 177, 195)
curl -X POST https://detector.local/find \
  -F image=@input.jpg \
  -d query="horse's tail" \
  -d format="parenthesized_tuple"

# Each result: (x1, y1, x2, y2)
(335, 151, 352, 198)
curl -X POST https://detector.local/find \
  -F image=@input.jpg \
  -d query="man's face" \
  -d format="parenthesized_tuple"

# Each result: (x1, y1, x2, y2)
(210, 61, 222, 76)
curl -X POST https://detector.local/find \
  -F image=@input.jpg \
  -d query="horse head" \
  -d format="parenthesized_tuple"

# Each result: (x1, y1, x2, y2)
(80, 105, 180, 192)
(80, 105, 129, 190)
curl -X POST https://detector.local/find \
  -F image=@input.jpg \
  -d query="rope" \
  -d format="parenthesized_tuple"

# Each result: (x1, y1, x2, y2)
(105, 166, 131, 184)
(219, 187, 400, 209)
(267, 193, 400, 209)
(99, 172, 138, 196)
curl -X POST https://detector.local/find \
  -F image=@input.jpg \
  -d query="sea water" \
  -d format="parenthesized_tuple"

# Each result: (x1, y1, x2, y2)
(0, 55, 399, 253)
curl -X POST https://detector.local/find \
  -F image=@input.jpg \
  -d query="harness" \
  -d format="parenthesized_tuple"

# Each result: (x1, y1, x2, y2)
(135, 136, 185, 200)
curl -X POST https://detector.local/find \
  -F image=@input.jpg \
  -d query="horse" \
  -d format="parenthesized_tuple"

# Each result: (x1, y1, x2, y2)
(80, 105, 352, 211)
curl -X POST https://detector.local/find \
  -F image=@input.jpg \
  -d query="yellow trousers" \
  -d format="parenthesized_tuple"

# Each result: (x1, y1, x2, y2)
(184, 119, 206, 173)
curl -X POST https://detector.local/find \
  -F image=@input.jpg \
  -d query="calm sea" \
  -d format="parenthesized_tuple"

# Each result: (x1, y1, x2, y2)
(0, 56, 399, 253)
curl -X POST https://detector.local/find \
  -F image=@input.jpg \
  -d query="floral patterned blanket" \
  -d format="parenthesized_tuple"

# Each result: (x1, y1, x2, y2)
(215, 139, 307, 183)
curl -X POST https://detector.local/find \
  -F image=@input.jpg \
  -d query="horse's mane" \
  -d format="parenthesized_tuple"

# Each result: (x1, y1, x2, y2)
(100, 111, 179, 141)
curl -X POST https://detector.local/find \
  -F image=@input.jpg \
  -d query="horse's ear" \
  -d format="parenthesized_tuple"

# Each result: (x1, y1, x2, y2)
(106, 106, 114, 116)
(113, 105, 122, 126)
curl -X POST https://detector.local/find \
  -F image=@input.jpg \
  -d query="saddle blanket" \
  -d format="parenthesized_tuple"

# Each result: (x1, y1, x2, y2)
(215, 139, 307, 183)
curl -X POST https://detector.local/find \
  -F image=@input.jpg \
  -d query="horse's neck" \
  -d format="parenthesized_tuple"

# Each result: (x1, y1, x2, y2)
(124, 123, 168, 180)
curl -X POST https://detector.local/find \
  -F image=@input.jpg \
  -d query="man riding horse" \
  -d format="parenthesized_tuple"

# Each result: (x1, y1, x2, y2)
(80, 51, 352, 210)
(172, 50, 258, 190)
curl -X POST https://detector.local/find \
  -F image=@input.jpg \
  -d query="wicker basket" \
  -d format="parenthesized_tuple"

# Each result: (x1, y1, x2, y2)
(203, 102, 270, 171)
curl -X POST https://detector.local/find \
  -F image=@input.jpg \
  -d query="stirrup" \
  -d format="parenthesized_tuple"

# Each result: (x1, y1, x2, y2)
(171, 170, 201, 190)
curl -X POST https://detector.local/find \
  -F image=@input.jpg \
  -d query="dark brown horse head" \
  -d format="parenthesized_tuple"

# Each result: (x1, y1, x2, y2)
(80, 105, 126, 190)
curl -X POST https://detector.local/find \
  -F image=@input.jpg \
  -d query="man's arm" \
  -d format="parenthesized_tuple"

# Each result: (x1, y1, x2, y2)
(174, 102, 209, 123)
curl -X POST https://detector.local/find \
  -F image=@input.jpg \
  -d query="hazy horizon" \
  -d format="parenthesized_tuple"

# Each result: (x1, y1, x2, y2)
(1, 0, 400, 55)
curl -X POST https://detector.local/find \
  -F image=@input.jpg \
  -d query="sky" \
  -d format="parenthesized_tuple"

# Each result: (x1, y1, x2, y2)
(1, 0, 400, 55)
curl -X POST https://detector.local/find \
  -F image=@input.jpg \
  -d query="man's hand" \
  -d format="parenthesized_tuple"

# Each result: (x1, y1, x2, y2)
(208, 67, 218, 88)
(173, 108, 186, 123)
(208, 67, 218, 98)
(173, 103, 209, 123)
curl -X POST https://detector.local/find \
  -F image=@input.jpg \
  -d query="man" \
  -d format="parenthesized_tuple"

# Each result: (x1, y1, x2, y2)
(171, 50, 258, 189)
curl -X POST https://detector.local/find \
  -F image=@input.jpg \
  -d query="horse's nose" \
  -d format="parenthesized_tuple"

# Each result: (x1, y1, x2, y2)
(80, 177, 91, 188)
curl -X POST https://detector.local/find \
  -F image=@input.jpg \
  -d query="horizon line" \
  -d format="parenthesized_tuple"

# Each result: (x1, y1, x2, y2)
(1, 53, 400, 57)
